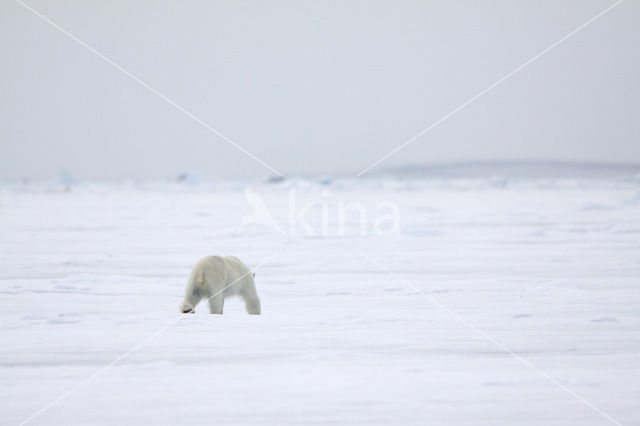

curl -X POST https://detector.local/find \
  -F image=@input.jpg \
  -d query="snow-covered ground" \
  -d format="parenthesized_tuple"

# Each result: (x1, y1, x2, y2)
(1, 166, 639, 425)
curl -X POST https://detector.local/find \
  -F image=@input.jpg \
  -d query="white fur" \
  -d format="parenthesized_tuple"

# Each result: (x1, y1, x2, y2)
(179, 255, 261, 315)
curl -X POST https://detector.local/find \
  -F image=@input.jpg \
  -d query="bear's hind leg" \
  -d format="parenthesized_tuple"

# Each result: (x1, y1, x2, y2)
(241, 284, 261, 315)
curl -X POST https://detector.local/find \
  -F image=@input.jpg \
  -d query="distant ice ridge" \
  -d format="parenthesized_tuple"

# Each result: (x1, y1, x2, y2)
(0, 161, 639, 192)
(376, 160, 640, 180)
(258, 161, 640, 191)
(265, 161, 640, 190)
(357, 160, 640, 190)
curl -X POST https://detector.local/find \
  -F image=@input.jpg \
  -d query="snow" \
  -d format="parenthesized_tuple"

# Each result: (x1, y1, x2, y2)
(1, 166, 639, 425)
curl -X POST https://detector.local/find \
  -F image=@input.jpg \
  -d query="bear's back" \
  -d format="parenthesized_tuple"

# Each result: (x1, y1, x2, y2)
(222, 256, 250, 277)
(192, 255, 250, 285)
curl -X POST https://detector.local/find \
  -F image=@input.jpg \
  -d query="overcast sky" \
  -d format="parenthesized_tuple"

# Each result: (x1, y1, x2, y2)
(1, 0, 638, 179)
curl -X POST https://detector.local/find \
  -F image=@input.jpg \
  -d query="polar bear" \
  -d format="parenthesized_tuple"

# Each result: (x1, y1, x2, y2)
(179, 255, 261, 315)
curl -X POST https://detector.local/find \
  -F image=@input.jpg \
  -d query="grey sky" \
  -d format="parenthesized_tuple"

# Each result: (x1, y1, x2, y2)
(1, 0, 638, 180)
